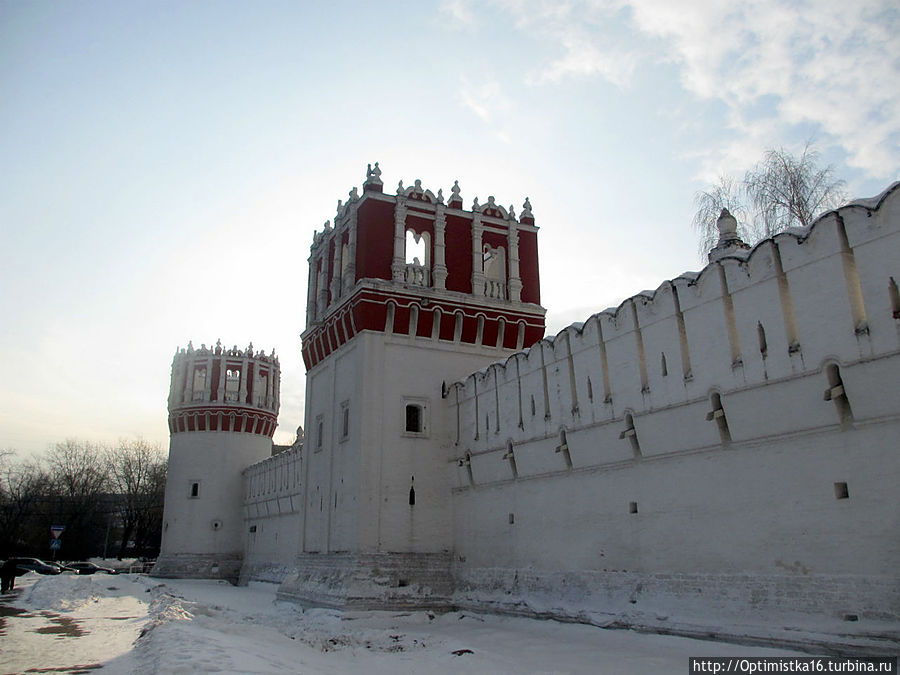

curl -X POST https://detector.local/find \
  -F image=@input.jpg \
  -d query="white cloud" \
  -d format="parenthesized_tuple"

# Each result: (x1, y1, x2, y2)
(440, 0, 475, 26)
(458, 75, 514, 143)
(480, 0, 900, 180)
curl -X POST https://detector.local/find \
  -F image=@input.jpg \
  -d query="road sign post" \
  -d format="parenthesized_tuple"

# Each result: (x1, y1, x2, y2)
(50, 525, 65, 560)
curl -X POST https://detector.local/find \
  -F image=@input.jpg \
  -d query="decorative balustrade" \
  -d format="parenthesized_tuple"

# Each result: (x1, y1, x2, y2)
(484, 279, 508, 300)
(405, 262, 430, 287)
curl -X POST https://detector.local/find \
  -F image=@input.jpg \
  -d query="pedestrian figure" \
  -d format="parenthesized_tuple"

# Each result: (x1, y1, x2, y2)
(1, 558, 17, 593)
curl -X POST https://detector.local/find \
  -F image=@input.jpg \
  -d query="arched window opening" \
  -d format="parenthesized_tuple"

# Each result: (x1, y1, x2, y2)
(404, 230, 430, 287)
(225, 368, 241, 402)
(482, 244, 507, 299)
(192, 367, 207, 401)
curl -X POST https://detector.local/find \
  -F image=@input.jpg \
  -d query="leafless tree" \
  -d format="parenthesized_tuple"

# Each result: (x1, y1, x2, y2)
(43, 440, 111, 559)
(106, 440, 167, 558)
(691, 175, 751, 258)
(693, 142, 847, 260)
(0, 453, 50, 556)
(745, 142, 847, 235)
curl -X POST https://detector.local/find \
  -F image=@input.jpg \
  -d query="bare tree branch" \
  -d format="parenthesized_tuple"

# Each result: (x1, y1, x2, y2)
(693, 141, 848, 261)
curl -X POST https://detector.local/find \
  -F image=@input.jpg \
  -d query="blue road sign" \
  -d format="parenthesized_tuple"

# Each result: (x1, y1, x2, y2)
(49, 539, 62, 550)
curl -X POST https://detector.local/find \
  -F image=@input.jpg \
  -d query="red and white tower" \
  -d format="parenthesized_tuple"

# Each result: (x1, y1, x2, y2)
(280, 164, 545, 608)
(154, 341, 280, 581)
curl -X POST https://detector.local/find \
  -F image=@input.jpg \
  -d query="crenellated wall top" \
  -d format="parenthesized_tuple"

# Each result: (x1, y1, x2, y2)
(173, 339, 279, 366)
(449, 180, 900, 395)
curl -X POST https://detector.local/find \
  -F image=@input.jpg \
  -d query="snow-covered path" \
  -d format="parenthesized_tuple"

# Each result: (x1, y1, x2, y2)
(1, 574, 807, 674)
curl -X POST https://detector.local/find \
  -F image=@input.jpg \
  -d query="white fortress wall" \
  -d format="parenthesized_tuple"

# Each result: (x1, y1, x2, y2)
(241, 446, 304, 581)
(447, 184, 900, 621)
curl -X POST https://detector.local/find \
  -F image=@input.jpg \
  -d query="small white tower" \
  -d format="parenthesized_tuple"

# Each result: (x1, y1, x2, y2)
(153, 340, 280, 582)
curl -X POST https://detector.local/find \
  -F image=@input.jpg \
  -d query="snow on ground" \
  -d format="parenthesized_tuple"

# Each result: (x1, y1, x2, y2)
(2, 573, 811, 674)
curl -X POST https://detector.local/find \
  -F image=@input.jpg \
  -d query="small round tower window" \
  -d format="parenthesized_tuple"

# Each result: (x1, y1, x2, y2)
(211, 520, 223, 531)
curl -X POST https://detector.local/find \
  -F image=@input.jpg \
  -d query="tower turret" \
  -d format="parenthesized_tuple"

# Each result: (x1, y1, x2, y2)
(153, 341, 280, 582)
(277, 165, 546, 608)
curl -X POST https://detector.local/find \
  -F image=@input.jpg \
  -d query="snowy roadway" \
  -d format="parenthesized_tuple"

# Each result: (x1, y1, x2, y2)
(1, 573, 807, 674)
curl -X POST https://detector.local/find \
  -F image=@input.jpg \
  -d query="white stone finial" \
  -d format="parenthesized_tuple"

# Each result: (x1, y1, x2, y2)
(336, 199, 343, 216)
(716, 208, 738, 241)
(521, 197, 533, 219)
(397, 180, 405, 195)
(349, 186, 359, 200)
(508, 204, 516, 219)
(472, 196, 480, 210)
(708, 208, 750, 262)
(364, 162, 383, 187)
(437, 188, 444, 204)
(324, 220, 331, 232)
(451, 180, 461, 199)
(414, 179, 422, 191)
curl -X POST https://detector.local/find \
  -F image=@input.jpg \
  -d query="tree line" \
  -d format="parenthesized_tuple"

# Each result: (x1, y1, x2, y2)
(0, 440, 167, 561)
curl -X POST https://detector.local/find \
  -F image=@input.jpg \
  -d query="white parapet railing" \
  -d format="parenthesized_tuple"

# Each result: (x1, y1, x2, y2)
(484, 279, 508, 300)
(405, 262, 430, 287)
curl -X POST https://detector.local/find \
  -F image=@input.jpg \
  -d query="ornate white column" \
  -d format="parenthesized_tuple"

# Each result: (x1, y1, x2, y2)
(342, 205, 358, 293)
(217, 355, 226, 402)
(316, 254, 328, 320)
(306, 249, 319, 326)
(433, 202, 448, 290)
(471, 209, 485, 297)
(392, 198, 407, 282)
(239, 357, 249, 405)
(183, 354, 193, 402)
(507, 217, 522, 303)
(330, 230, 343, 302)
(204, 356, 214, 402)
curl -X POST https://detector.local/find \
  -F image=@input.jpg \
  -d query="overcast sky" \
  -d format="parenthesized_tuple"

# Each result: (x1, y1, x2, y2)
(1, 0, 898, 457)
